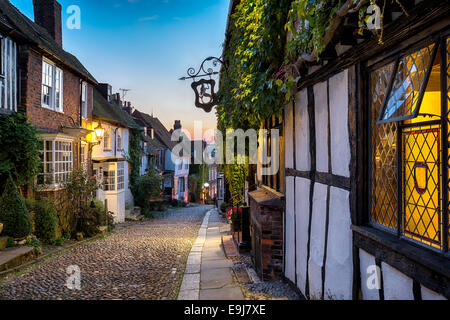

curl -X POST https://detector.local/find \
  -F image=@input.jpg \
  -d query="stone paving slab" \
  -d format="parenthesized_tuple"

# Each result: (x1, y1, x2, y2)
(201, 259, 233, 271)
(200, 287, 244, 300)
(180, 273, 200, 291)
(201, 268, 233, 290)
(178, 289, 199, 300)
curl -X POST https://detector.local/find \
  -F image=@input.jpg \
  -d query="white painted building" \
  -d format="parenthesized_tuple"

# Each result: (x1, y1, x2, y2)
(91, 87, 139, 223)
(173, 155, 189, 203)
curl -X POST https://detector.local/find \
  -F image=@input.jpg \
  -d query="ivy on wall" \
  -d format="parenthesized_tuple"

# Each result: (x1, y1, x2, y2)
(0, 113, 41, 191)
(217, 0, 292, 131)
(127, 128, 142, 195)
(218, 0, 409, 197)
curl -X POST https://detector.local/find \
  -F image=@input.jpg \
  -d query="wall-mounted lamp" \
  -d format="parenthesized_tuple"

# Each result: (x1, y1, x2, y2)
(89, 122, 105, 152)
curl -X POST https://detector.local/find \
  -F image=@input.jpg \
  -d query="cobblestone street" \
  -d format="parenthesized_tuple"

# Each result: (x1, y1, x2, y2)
(0, 205, 212, 300)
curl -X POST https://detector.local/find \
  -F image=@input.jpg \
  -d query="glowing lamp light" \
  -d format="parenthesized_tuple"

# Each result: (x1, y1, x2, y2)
(94, 122, 105, 141)
(204, 183, 210, 188)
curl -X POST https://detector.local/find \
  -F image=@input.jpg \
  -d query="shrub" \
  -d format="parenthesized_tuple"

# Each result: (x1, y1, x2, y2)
(132, 168, 162, 210)
(6, 237, 15, 248)
(0, 175, 31, 238)
(76, 204, 101, 238)
(52, 237, 63, 246)
(33, 199, 58, 244)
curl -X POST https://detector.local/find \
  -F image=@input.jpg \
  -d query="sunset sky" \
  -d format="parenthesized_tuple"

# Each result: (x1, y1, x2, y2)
(10, 0, 229, 139)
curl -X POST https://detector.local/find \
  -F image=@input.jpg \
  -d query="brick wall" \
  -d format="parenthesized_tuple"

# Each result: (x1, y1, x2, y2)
(19, 48, 93, 132)
(249, 188, 284, 281)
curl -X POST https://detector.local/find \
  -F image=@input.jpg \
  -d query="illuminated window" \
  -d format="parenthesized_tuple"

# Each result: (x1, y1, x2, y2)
(103, 169, 115, 191)
(370, 38, 449, 252)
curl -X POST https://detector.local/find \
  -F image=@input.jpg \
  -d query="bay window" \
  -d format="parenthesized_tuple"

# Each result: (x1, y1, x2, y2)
(37, 139, 73, 186)
(369, 35, 449, 253)
(42, 59, 63, 112)
(117, 162, 125, 191)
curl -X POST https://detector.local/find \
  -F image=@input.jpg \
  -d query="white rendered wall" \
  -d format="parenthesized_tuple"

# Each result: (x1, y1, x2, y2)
(285, 102, 294, 169)
(295, 177, 310, 295)
(382, 263, 414, 300)
(359, 249, 380, 300)
(421, 285, 447, 300)
(308, 183, 328, 299)
(285, 176, 296, 283)
(329, 70, 350, 178)
(314, 81, 329, 173)
(295, 89, 310, 171)
(324, 187, 353, 300)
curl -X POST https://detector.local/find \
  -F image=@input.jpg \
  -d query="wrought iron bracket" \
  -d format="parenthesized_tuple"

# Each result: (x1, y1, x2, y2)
(179, 56, 225, 113)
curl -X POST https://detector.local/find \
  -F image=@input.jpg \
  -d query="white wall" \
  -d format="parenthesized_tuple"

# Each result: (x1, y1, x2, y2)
(359, 249, 380, 300)
(382, 263, 414, 300)
(314, 81, 329, 173)
(295, 89, 310, 171)
(324, 187, 353, 300)
(295, 177, 310, 295)
(329, 70, 350, 178)
(308, 183, 328, 299)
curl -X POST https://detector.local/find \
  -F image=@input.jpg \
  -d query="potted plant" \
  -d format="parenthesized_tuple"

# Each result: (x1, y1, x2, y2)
(226, 207, 243, 232)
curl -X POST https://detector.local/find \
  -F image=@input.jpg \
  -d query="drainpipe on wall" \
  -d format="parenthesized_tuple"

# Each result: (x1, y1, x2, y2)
(114, 128, 119, 158)
(79, 79, 83, 169)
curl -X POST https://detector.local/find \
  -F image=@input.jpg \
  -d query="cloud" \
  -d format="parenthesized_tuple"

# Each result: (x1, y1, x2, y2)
(138, 15, 159, 22)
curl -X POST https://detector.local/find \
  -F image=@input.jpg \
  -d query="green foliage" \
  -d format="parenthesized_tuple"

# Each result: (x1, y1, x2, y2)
(224, 161, 248, 205)
(128, 128, 143, 193)
(0, 113, 41, 189)
(6, 237, 15, 248)
(30, 237, 41, 249)
(217, 0, 292, 130)
(52, 237, 63, 246)
(0, 175, 32, 238)
(131, 168, 162, 210)
(286, 0, 345, 62)
(33, 199, 58, 244)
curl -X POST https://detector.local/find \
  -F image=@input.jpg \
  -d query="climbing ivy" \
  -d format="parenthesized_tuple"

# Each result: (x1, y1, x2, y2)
(127, 128, 142, 195)
(0, 113, 41, 191)
(217, 0, 292, 131)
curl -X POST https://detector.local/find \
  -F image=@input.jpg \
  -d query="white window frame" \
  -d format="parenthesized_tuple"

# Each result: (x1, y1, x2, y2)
(38, 139, 73, 188)
(81, 82, 88, 119)
(42, 59, 63, 112)
(117, 162, 125, 190)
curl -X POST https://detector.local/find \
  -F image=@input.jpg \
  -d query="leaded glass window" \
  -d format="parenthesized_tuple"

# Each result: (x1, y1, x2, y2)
(379, 44, 437, 123)
(370, 37, 449, 253)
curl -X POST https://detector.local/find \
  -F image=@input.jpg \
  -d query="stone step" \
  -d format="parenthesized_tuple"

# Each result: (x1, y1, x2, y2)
(0, 246, 36, 272)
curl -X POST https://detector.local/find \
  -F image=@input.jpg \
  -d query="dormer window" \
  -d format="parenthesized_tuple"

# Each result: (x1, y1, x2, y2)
(42, 59, 63, 112)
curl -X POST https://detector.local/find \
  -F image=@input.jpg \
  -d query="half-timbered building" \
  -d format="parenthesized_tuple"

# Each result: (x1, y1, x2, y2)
(223, 0, 450, 300)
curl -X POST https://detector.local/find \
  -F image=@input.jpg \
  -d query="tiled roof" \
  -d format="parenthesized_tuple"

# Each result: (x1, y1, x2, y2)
(93, 89, 140, 129)
(0, 1, 96, 83)
(132, 110, 175, 150)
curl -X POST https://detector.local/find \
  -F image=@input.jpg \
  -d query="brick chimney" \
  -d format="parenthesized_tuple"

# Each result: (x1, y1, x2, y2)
(33, 0, 63, 47)
(96, 83, 112, 101)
